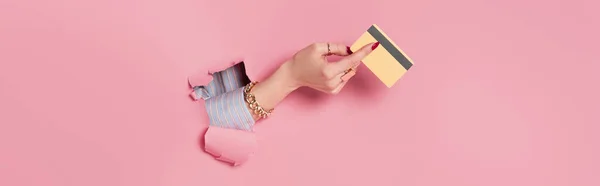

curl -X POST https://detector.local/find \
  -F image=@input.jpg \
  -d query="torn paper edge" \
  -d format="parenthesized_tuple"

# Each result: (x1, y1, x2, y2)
(188, 58, 258, 166)
(204, 126, 257, 166)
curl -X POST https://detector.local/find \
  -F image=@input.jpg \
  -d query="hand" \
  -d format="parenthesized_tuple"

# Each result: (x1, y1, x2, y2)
(248, 42, 378, 121)
(284, 42, 379, 94)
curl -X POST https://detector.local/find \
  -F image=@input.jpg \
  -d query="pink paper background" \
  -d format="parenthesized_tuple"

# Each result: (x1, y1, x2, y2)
(1, 0, 599, 186)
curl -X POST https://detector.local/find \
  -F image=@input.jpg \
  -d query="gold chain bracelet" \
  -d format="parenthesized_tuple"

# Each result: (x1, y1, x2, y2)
(244, 81, 273, 119)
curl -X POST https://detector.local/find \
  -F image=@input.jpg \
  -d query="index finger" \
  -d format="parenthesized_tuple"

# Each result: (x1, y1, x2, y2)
(328, 42, 379, 74)
(309, 42, 353, 56)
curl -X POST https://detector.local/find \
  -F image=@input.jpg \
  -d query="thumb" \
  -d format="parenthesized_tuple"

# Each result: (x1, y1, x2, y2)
(329, 42, 379, 74)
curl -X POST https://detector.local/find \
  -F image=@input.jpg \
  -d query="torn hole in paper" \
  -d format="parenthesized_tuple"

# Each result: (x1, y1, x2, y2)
(190, 62, 251, 101)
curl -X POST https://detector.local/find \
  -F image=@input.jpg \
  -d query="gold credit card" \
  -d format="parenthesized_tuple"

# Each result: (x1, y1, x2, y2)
(351, 24, 414, 88)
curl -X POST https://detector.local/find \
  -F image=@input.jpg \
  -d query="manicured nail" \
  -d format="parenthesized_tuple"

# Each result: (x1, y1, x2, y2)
(346, 46, 353, 54)
(371, 42, 380, 50)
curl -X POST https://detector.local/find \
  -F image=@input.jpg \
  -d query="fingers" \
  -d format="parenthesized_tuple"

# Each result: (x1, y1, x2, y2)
(330, 70, 357, 94)
(341, 70, 356, 84)
(328, 42, 379, 75)
(313, 69, 357, 94)
(309, 42, 353, 56)
(326, 43, 353, 56)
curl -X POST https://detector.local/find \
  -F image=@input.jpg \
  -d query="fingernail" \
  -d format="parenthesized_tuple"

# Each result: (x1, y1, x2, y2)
(371, 42, 380, 50)
(346, 46, 353, 54)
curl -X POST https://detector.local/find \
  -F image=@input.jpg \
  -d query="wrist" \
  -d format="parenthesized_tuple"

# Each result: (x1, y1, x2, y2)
(246, 60, 299, 119)
(275, 60, 301, 92)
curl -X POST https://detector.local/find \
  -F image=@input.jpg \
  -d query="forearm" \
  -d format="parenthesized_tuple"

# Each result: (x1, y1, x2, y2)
(247, 61, 299, 121)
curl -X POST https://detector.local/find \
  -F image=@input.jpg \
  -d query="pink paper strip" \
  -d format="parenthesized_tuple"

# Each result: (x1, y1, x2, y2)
(203, 126, 257, 166)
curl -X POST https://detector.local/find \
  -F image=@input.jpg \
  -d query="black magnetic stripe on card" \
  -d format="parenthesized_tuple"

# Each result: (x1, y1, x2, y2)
(367, 25, 413, 70)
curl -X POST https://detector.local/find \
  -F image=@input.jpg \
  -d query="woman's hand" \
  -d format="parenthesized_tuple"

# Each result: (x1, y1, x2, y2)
(285, 42, 379, 94)
(248, 42, 378, 121)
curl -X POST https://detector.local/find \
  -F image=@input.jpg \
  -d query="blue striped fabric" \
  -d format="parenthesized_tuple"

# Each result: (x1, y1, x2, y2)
(192, 63, 255, 131)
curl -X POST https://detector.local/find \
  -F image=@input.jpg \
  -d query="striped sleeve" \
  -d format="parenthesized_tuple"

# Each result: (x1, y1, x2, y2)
(191, 71, 226, 100)
(205, 87, 255, 131)
(192, 63, 254, 131)
(191, 63, 248, 100)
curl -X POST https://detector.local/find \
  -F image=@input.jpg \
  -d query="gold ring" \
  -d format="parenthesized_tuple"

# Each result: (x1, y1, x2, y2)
(343, 68, 352, 75)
